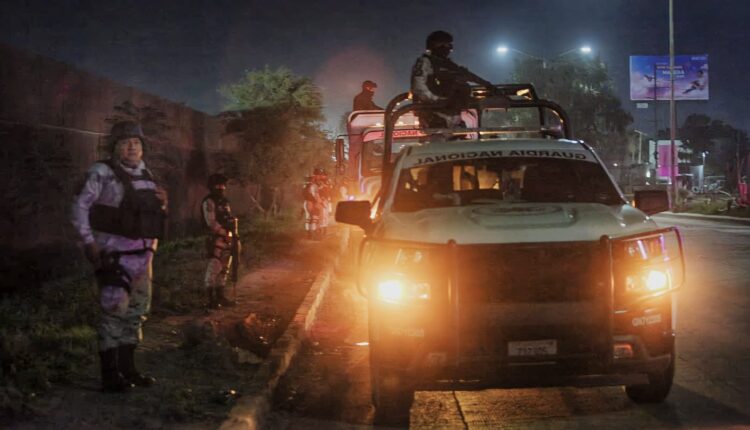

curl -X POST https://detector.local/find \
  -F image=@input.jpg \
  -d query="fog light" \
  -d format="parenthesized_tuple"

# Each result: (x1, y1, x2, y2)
(613, 342, 634, 359)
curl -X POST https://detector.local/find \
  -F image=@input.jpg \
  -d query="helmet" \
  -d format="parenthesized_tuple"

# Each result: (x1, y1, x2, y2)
(207, 173, 228, 189)
(426, 30, 453, 50)
(362, 80, 377, 91)
(108, 121, 145, 152)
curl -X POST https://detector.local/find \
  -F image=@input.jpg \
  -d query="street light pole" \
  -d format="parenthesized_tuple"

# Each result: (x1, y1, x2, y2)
(669, 0, 678, 202)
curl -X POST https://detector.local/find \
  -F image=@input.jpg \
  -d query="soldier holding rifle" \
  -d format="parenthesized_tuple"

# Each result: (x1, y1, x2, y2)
(202, 173, 240, 310)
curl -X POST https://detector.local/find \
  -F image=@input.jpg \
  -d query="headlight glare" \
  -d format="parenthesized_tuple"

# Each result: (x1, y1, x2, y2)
(377, 279, 404, 303)
(625, 269, 670, 294)
(376, 277, 430, 304)
(645, 270, 669, 292)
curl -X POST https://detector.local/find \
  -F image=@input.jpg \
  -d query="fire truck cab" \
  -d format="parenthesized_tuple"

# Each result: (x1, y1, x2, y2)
(336, 84, 685, 417)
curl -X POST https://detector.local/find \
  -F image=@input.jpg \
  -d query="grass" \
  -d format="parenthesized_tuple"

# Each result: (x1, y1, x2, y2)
(0, 211, 299, 418)
(679, 195, 750, 218)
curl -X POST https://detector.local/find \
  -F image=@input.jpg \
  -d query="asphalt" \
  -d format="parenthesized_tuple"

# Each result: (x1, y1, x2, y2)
(659, 211, 750, 225)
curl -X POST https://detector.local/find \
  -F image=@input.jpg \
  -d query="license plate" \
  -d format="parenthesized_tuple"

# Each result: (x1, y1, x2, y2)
(508, 339, 557, 357)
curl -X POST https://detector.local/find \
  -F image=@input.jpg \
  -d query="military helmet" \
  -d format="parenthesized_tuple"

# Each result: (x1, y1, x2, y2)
(362, 80, 377, 90)
(426, 30, 453, 50)
(207, 173, 229, 188)
(108, 121, 145, 152)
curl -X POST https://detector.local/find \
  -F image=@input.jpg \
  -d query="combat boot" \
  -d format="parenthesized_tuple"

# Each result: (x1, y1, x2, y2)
(207, 287, 219, 310)
(216, 285, 236, 307)
(118, 344, 156, 387)
(99, 348, 133, 392)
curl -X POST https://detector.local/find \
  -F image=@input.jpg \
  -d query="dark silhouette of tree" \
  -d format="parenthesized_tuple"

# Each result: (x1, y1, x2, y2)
(218, 67, 332, 215)
(513, 55, 633, 165)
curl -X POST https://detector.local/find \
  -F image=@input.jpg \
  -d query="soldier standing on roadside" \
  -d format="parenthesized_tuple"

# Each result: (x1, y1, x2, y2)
(71, 121, 166, 392)
(303, 172, 322, 240)
(202, 174, 238, 310)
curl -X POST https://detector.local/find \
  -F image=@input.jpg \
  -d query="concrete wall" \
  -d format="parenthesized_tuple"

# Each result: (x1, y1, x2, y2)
(0, 44, 233, 289)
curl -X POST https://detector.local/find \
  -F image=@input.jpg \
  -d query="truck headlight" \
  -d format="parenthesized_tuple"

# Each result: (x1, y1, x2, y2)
(377, 280, 404, 303)
(376, 277, 430, 304)
(645, 270, 669, 292)
(625, 268, 670, 293)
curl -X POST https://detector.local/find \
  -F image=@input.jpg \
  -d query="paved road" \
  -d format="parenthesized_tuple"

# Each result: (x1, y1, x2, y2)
(272, 217, 750, 429)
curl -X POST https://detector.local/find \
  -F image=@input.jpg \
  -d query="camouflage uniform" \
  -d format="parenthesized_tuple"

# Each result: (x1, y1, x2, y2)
(71, 160, 158, 350)
(303, 180, 321, 238)
(202, 193, 235, 308)
(71, 121, 163, 391)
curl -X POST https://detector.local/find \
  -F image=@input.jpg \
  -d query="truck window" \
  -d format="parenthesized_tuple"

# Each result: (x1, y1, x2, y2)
(392, 157, 622, 212)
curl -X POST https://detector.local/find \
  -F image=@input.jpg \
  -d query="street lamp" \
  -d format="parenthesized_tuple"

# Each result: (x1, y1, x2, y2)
(495, 45, 544, 61)
(496, 44, 593, 68)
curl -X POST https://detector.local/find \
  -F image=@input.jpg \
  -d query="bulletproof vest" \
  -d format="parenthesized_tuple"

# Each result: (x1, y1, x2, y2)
(89, 160, 166, 239)
(203, 194, 233, 231)
(303, 183, 317, 202)
(424, 54, 462, 98)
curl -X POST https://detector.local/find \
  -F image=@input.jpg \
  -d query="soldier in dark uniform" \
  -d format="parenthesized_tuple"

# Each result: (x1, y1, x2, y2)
(353, 80, 383, 111)
(71, 121, 166, 391)
(411, 30, 488, 129)
(202, 174, 238, 309)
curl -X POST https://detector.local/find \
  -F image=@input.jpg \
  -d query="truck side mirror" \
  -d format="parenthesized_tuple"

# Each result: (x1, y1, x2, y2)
(634, 189, 671, 215)
(336, 200, 372, 232)
(335, 138, 345, 174)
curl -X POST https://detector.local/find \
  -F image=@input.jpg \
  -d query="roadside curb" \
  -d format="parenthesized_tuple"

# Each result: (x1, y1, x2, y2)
(656, 211, 750, 225)
(219, 226, 351, 430)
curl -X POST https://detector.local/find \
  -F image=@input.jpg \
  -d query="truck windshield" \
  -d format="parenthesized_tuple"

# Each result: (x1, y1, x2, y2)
(392, 157, 622, 212)
(362, 138, 419, 176)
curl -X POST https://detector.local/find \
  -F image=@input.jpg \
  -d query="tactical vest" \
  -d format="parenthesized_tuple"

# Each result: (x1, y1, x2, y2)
(424, 54, 461, 98)
(202, 194, 233, 232)
(303, 183, 317, 202)
(89, 160, 166, 239)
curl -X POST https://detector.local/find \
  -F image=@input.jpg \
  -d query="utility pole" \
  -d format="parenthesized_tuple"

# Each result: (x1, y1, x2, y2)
(669, 0, 678, 202)
(653, 62, 659, 181)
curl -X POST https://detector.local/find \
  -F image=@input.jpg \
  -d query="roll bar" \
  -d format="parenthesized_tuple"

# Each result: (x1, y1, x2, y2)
(382, 84, 573, 182)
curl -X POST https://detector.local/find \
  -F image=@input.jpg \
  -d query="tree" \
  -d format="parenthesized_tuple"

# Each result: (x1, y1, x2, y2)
(513, 56, 633, 165)
(679, 114, 749, 186)
(218, 67, 332, 214)
(220, 66, 323, 118)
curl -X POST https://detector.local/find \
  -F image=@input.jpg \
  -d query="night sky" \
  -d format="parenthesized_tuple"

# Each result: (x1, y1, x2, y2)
(1, 0, 747, 135)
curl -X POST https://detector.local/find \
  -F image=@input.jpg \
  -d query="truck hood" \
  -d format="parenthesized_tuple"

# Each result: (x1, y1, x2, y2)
(375, 203, 657, 244)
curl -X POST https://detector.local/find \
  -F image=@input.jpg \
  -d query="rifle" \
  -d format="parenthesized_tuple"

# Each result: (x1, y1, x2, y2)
(434, 56, 497, 93)
(229, 217, 240, 287)
(454, 65, 495, 89)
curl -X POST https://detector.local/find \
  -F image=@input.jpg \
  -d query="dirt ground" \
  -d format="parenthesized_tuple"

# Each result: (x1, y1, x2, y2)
(7, 231, 338, 430)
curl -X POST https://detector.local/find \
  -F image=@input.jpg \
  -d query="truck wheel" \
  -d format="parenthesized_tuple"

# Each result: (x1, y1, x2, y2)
(625, 353, 675, 403)
(371, 366, 414, 425)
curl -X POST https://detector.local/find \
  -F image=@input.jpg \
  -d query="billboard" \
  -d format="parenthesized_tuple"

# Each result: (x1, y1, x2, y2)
(630, 55, 709, 101)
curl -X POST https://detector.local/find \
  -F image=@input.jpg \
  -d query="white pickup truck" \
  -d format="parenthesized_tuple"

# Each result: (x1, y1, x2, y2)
(336, 84, 685, 417)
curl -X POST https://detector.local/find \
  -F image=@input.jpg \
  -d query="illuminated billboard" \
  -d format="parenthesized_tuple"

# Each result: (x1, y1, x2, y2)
(630, 55, 709, 101)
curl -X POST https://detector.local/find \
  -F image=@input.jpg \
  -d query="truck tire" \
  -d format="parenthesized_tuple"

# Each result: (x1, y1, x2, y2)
(625, 351, 675, 403)
(371, 366, 414, 425)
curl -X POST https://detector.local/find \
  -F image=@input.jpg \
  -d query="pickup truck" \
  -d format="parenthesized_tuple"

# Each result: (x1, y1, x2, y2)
(336, 84, 685, 416)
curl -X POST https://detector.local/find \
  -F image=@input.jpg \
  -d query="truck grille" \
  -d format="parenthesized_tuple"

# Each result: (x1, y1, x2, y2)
(455, 241, 603, 304)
